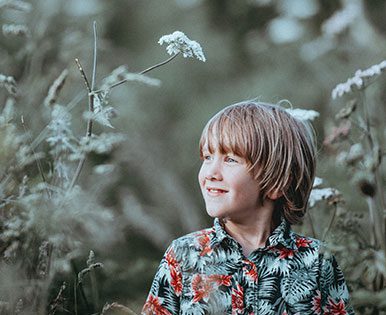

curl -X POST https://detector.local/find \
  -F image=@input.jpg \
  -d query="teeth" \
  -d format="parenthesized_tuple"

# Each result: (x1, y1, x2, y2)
(208, 188, 224, 193)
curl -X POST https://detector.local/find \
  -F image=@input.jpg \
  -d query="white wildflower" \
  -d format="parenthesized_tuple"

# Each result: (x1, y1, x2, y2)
(332, 59, 386, 99)
(83, 107, 116, 129)
(87, 250, 95, 267)
(268, 17, 304, 44)
(46, 105, 77, 155)
(53, 157, 71, 180)
(309, 187, 340, 208)
(0, 0, 32, 12)
(100, 65, 161, 90)
(2, 24, 30, 37)
(0, 74, 17, 94)
(321, 0, 360, 37)
(336, 143, 364, 167)
(84, 90, 117, 128)
(69, 133, 126, 160)
(158, 31, 206, 62)
(93, 164, 115, 175)
(278, 0, 319, 19)
(44, 69, 68, 108)
(285, 108, 320, 121)
(313, 177, 323, 188)
(346, 143, 364, 164)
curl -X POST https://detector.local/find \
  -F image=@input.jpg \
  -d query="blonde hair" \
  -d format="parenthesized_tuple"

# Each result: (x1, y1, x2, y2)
(199, 101, 317, 225)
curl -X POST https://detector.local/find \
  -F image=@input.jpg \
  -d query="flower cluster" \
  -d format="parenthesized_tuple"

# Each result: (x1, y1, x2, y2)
(321, 1, 360, 38)
(309, 187, 341, 208)
(332, 60, 386, 99)
(309, 177, 342, 208)
(285, 108, 320, 121)
(69, 133, 126, 160)
(0, 73, 17, 94)
(0, 0, 32, 12)
(158, 31, 206, 62)
(46, 105, 77, 155)
(2, 23, 30, 37)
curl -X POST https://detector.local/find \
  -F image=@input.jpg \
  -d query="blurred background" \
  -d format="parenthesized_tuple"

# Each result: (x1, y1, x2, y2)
(1, 0, 386, 313)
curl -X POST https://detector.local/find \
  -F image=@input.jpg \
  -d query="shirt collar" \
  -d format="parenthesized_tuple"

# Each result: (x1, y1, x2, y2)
(211, 217, 298, 251)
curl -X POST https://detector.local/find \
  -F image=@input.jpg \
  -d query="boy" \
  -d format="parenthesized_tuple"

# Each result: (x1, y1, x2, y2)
(142, 101, 354, 315)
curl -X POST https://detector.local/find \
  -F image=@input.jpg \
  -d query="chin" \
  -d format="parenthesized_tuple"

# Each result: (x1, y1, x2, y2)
(206, 207, 226, 219)
(205, 207, 218, 217)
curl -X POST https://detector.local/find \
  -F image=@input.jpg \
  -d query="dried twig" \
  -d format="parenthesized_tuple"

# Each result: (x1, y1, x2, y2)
(101, 302, 139, 315)
(48, 282, 66, 315)
(74, 59, 91, 93)
(91, 21, 97, 91)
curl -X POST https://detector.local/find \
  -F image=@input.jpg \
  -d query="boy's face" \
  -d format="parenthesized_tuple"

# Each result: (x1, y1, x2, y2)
(198, 145, 265, 222)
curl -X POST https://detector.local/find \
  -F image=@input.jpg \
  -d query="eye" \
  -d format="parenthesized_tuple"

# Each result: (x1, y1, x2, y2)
(202, 153, 213, 161)
(225, 156, 238, 163)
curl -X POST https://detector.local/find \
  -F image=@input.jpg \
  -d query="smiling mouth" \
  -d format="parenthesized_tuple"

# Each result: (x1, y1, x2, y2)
(206, 188, 228, 194)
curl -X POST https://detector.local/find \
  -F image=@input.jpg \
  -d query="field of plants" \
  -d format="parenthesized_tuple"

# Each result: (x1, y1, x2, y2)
(0, 0, 385, 314)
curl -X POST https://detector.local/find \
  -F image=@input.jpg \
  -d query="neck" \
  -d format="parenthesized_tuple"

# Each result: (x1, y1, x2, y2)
(222, 203, 276, 257)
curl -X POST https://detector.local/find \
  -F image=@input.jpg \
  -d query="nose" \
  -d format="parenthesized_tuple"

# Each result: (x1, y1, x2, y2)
(204, 159, 223, 181)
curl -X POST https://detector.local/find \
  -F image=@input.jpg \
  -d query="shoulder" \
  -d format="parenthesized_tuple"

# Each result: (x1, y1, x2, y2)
(289, 230, 343, 268)
(172, 226, 214, 245)
(167, 226, 215, 257)
(290, 229, 322, 252)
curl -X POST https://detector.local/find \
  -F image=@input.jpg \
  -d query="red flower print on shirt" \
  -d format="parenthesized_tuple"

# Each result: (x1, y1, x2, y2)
(165, 248, 178, 269)
(170, 266, 182, 296)
(231, 284, 244, 315)
(278, 248, 294, 259)
(165, 248, 182, 296)
(197, 232, 213, 256)
(326, 297, 347, 315)
(311, 290, 322, 314)
(242, 260, 258, 282)
(192, 274, 214, 303)
(143, 294, 172, 315)
(208, 274, 232, 287)
(296, 237, 313, 248)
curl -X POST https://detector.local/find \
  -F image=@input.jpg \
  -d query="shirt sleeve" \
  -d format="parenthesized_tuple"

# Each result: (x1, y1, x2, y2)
(319, 253, 355, 314)
(142, 242, 182, 315)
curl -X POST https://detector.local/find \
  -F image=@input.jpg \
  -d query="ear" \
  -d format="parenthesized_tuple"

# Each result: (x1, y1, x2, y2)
(267, 189, 283, 200)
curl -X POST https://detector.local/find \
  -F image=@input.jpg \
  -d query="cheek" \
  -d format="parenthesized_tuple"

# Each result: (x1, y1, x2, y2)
(233, 176, 260, 199)
(198, 165, 205, 187)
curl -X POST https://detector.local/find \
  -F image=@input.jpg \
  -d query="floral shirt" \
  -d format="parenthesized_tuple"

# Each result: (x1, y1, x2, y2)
(142, 218, 354, 315)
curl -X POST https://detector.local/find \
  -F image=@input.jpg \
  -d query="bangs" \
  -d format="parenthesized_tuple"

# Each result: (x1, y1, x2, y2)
(199, 107, 257, 164)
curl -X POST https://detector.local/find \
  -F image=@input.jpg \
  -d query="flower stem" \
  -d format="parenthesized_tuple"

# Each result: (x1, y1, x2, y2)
(74, 59, 91, 93)
(91, 21, 97, 91)
(322, 203, 338, 242)
(69, 58, 95, 190)
(140, 53, 179, 75)
(307, 211, 317, 238)
(93, 53, 179, 94)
